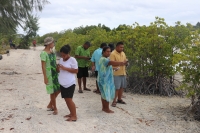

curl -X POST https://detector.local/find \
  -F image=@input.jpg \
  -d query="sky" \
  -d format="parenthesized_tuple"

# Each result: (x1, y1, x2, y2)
(20, 0, 200, 36)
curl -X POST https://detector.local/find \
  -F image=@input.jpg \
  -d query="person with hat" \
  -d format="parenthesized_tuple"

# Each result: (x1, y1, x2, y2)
(40, 37, 60, 115)
(75, 41, 91, 93)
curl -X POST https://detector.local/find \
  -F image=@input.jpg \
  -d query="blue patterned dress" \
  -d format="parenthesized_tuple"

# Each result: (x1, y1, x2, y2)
(97, 57, 115, 102)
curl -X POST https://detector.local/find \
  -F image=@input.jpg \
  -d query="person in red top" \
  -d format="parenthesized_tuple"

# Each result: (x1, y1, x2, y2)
(33, 40, 36, 50)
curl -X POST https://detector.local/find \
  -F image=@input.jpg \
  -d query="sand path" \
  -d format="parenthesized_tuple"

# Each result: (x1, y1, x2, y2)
(0, 47, 199, 133)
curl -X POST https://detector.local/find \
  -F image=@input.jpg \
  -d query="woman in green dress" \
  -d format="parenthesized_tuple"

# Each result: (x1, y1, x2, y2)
(40, 37, 60, 115)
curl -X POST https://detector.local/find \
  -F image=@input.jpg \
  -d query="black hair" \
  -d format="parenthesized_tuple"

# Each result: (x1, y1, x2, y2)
(108, 43, 115, 52)
(100, 43, 107, 48)
(60, 44, 71, 54)
(84, 41, 91, 46)
(102, 46, 111, 54)
(116, 41, 124, 47)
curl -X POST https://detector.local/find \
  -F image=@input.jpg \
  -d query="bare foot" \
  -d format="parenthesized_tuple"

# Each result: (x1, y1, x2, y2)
(64, 114, 71, 118)
(102, 109, 114, 113)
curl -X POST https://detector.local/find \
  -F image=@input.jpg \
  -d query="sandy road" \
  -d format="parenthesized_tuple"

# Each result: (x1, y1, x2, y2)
(0, 46, 199, 133)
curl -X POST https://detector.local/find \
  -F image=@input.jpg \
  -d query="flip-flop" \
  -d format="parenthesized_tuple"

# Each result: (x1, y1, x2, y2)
(47, 108, 54, 111)
(111, 102, 117, 107)
(93, 90, 101, 94)
(117, 99, 126, 104)
(66, 118, 77, 122)
(78, 90, 83, 93)
(84, 88, 91, 91)
(93, 90, 98, 93)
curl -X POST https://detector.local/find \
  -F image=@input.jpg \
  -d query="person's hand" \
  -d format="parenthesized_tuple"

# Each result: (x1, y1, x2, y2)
(44, 77, 48, 85)
(124, 60, 129, 66)
(92, 66, 95, 71)
(113, 67, 120, 71)
(56, 64, 60, 71)
(59, 64, 65, 70)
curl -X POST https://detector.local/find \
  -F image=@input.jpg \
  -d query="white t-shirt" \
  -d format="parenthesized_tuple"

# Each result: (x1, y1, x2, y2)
(58, 57, 78, 88)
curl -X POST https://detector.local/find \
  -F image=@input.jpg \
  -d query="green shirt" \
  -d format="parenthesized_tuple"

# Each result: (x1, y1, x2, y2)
(75, 46, 90, 67)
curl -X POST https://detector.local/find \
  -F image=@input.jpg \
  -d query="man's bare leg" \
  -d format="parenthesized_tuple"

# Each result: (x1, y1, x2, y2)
(83, 77, 91, 91)
(111, 89, 119, 107)
(78, 78, 82, 91)
(118, 88, 124, 100)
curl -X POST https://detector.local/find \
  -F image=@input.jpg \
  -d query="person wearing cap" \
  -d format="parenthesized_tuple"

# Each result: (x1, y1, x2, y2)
(75, 42, 91, 93)
(40, 37, 60, 115)
(91, 43, 107, 94)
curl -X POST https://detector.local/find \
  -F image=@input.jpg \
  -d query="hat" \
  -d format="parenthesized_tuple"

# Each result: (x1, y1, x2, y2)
(44, 37, 54, 46)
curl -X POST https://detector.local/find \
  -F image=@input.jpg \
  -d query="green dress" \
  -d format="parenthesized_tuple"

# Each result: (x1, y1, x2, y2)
(40, 51, 60, 94)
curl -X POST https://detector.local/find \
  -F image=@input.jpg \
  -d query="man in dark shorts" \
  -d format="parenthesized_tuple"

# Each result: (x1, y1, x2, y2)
(75, 42, 91, 93)
(91, 43, 107, 94)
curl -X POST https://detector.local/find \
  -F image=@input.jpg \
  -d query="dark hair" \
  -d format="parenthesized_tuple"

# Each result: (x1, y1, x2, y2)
(60, 44, 71, 54)
(100, 43, 107, 48)
(116, 41, 124, 47)
(108, 43, 115, 52)
(102, 46, 111, 54)
(84, 41, 91, 46)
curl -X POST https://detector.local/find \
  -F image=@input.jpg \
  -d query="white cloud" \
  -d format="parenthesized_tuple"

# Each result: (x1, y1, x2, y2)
(22, 0, 200, 36)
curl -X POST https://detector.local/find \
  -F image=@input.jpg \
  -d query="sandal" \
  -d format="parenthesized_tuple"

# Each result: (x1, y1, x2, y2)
(117, 99, 126, 104)
(93, 90, 101, 94)
(66, 118, 77, 122)
(78, 90, 83, 93)
(84, 88, 91, 91)
(93, 89, 98, 93)
(47, 108, 54, 111)
(111, 102, 117, 107)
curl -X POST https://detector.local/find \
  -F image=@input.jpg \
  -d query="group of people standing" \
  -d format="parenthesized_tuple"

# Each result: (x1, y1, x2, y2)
(40, 37, 128, 122)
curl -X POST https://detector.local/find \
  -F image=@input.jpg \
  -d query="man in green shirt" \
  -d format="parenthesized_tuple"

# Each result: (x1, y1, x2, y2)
(75, 42, 91, 93)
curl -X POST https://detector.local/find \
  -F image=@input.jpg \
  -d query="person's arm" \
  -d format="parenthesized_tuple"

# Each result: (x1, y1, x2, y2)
(41, 61, 48, 84)
(75, 55, 90, 60)
(108, 61, 126, 66)
(91, 51, 96, 71)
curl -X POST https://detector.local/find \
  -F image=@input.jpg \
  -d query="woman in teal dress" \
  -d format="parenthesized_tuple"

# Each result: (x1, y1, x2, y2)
(97, 46, 127, 113)
(40, 37, 60, 115)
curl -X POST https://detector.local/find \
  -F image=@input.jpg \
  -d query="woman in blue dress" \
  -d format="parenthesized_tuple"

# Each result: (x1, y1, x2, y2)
(97, 46, 127, 113)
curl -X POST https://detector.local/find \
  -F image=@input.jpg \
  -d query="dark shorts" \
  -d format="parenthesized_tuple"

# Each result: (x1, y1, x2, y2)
(60, 84, 75, 98)
(77, 67, 88, 78)
(33, 44, 36, 47)
(95, 71, 98, 78)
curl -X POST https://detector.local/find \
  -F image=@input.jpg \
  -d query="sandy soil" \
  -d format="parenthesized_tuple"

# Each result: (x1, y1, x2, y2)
(0, 46, 199, 133)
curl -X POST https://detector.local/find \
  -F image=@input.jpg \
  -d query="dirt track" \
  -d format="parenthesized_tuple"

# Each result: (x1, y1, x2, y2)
(0, 46, 199, 133)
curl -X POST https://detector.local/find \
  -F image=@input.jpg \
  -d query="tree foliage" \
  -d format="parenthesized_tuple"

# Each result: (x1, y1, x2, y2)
(0, 0, 49, 32)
